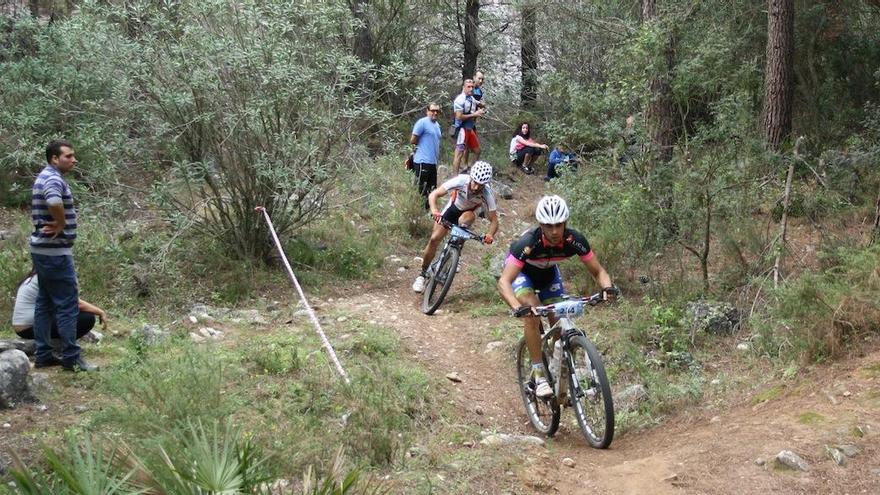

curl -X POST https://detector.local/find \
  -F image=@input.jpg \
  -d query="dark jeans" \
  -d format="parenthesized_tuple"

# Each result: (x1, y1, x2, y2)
(15, 312, 96, 340)
(513, 146, 543, 167)
(546, 160, 577, 179)
(31, 253, 80, 363)
(412, 162, 437, 210)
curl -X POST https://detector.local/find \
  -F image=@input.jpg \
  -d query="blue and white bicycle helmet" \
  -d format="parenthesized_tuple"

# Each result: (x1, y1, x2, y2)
(535, 195, 570, 224)
(470, 161, 493, 185)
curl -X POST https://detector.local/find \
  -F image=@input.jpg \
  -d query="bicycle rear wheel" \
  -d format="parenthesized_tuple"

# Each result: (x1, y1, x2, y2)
(567, 334, 614, 448)
(515, 337, 560, 436)
(422, 247, 460, 315)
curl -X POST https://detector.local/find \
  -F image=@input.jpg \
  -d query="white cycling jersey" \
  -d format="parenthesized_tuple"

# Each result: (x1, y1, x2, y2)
(440, 174, 497, 212)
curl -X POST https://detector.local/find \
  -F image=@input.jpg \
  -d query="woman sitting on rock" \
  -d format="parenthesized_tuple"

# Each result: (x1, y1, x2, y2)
(508, 122, 549, 175)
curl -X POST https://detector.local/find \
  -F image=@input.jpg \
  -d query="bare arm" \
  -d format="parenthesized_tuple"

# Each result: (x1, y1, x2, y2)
(486, 210, 499, 237)
(497, 262, 524, 309)
(455, 107, 485, 122)
(582, 255, 613, 295)
(409, 134, 419, 146)
(79, 298, 108, 330)
(42, 203, 66, 237)
(428, 186, 448, 216)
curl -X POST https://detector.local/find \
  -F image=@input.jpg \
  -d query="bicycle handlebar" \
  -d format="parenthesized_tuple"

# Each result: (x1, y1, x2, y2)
(514, 291, 610, 318)
(438, 218, 486, 243)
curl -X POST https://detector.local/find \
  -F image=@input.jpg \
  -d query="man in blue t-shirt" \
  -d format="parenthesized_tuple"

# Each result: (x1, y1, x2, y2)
(410, 103, 443, 209)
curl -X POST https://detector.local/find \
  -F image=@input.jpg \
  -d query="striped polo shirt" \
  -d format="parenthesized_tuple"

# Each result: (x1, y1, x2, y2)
(30, 165, 77, 256)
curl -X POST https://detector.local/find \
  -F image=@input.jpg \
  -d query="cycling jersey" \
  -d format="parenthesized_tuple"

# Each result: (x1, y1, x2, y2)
(452, 93, 478, 130)
(506, 226, 593, 274)
(440, 174, 497, 213)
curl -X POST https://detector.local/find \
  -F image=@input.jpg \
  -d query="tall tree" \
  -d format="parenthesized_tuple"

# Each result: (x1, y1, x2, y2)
(462, 0, 480, 80)
(520, 2, 539, 107)
(761, 0, 795, 151)
(642, 0, 675, 163)
(349, 0, 373, 65)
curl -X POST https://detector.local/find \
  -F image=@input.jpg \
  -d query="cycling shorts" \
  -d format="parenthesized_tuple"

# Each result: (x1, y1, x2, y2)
(440, 202, 474, 226)
(511, 265, 565, 304)
(455, 128, 480, 152)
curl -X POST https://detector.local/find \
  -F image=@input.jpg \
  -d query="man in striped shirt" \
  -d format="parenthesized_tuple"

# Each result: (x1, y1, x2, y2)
(29, 140, 97, 372)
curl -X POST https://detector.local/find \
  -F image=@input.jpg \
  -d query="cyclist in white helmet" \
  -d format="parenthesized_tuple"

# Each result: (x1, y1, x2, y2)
(497, 195, 618, 398)
(412, 161, 499, 293)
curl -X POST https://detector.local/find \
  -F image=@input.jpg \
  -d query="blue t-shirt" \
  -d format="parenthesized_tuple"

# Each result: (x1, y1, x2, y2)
(412, 117, 442, 165)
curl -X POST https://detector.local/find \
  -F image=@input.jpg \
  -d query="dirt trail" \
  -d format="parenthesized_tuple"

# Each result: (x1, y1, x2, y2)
(328, 172, 880, 494)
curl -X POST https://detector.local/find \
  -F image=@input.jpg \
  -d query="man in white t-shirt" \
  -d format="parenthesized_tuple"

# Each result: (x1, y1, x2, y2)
(412, 161, 499, 293)
(451, 79, 485, 175)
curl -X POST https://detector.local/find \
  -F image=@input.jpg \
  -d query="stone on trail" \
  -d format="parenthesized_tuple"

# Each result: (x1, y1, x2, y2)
(0, 350, 37, 409)
(484, 341, 504, 353)
(491, 179, 514, 200)
(825, 445, 846, 466)
(836, 444, 861, 458)
(132, 324, 169, 345)
(562, 457, 576, 468)
(445, 372, 462, 383)
(0, 339, 35, 356)
(683, 300, 742, 335)
(480, 432, 545, 448)
(775, 450, 809, 471)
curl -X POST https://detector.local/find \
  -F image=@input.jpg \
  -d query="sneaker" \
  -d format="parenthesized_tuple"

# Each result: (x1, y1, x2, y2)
(34, 354, 63, 368)
(521, 165, 534, 175)
(535, 378, 553, 398)
(412, 275, 426, 293)
(61, 357, 99, 373)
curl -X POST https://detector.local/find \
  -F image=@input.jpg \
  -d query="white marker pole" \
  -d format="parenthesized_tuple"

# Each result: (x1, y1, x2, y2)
(255, 206, 350, 384)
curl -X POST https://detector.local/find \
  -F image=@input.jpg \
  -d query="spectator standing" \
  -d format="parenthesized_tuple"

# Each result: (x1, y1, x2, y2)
(473, 70, 486, 106)
(29, 140, 97, 372)
(451, 78, 485, 175)
(508, 122, 548, 175)
(410, 103, 443, 209)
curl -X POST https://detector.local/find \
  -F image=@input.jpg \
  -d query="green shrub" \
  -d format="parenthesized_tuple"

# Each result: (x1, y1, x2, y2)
(753, 245, 880, 362)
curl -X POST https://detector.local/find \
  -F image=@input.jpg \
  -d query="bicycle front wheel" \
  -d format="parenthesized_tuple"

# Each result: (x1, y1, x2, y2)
(567, 335, 614, 448)
(515, 337, 560, 436)
(422, 247, 460, 315)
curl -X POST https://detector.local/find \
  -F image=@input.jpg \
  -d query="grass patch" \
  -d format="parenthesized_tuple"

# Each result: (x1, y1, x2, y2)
(9, 316, 438, 491)
(753, 385, 784, 404)
(860, 362, 880, 378)
(797, 411, 825, 425)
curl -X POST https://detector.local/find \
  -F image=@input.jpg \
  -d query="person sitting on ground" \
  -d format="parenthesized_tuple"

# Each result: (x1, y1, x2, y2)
(497, 195, 617, 398)
(509, 122, 549, 175)
(412, 161, 499, 293)
(12, 269, 107, 349)
(545, 144, 578, 181)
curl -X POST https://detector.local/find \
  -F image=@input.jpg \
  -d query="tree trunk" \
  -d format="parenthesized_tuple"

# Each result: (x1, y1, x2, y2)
(29, 0, 40, 17)
(872, 183, 880, 245)
(349, 0, 373, 65)
(642, 0, 675, 163)
(761, 0, 795, 151)
(520, 3, 539, 108)
(462, 0, 480, 80)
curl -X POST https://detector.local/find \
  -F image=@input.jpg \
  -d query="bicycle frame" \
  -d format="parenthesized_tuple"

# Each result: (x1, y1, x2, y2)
(535, 297, 601, 399)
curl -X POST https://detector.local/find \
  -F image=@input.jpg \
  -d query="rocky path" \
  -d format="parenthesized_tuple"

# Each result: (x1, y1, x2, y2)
(326, 172, 880, 494)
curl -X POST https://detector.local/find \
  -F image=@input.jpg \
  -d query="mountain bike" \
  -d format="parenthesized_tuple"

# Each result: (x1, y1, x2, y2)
(513, 292, 615, 448)
(422, 219, 485, 315)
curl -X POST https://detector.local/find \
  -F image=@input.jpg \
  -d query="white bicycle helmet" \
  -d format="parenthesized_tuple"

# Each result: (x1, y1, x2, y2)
(535, 195, 570, 224)
(470, 161, 493, 185)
